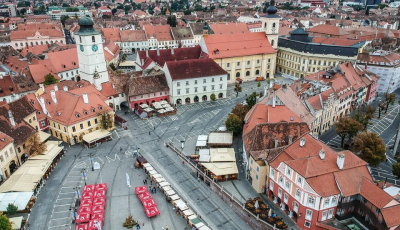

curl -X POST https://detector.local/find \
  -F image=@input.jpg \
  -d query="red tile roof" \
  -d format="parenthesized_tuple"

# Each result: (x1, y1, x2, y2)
(307, 24, 349, 36)
(127, 74, 169, 97)
(137, 46, 203, 68)
(120, 30, 147, 42)
(0, 131, 13, 150)
(311, 37, 362, 46)
(100, 82, 117, 97)
(210, 22, 250, 35)
(154, 25, 173, 41)
(29, 63, 60, 84)
(204, 32, 276, 59)
(334, 166, 372, 197)
(101, 28, 121, 43)
(165, 58, 227, 80)
(20, 44, 49, 57)
(0, 75, 18, 98)
(382, 205, 400, 227)
(359, 177, 395, 209)
(307, 173, 341, 197)
(42, 48, 79, 74)
(306, 89, 336, 111)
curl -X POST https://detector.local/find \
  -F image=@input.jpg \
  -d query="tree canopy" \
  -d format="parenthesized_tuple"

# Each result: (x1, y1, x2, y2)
(225, 114, 242, 135)
(0, 212, 12, 230)
(353, 132, 386, 167)
(167, 16, 177, 27)
(334, 116, 363, 148)
(246, 92, 258, 109)
(231, 103, 250, 122)
(44, 74, 59, 85)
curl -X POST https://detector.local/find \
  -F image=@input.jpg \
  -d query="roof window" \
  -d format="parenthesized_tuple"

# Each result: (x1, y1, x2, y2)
(76, 113, 81, 117)
(91, 108, 96, 112)
(98, 106, 103, 110)
(84, 111, 88, 115)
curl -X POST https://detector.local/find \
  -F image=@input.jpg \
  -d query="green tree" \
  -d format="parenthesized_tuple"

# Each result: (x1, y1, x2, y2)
(257, 82, 261, 88)
(184, 9, 191, 15)
(43, 74, 59, 85)
(17, 1, 26, 7)
(124, 5, 131, 13)
(51, 2, 57, 6)
(112, 8, 117, 15)
(60, 15, 70, 26)
(231, 103, 249, 121)
(378, 102, 385, 118)
(194, 4, 203, 11)
(117, 4, 124, 9)
(210, 93, 216, 101)
(20, 8, 27, 15)
(384, 93, 396, 113)
(167, 15, 177, 27)
(225, 114, 242, 135)
(6, 203, 18, 215)
(66, 7, 79, 12)
(262, 2, 269, 13)
(148, 5, 155, 15)
(246, 92, 258, 109)
(378, 3, 388, 9)
(171, 2, 178, 11)
(353, 132, 386, 167)
(62, 3, 70, 7)
(99, 112, 114, 130)
(121, 54, 126, 62)
(335, 116, 353, 148)
(24, 1, 31, 7)
(178, 4, 185, 10)
(234, 83, 242, 97)
(109, 62, 116, 71)
(0, 212, 12, 230)
(393, 158, 400, 179)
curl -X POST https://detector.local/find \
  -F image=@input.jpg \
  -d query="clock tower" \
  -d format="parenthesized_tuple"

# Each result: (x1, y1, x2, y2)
(75, 16, 109, 90)
(262, 0, 280, 49)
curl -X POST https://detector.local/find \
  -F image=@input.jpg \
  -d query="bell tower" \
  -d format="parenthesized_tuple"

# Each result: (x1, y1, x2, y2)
(262, 0, 280, 49)
(75, 16, 109, 88)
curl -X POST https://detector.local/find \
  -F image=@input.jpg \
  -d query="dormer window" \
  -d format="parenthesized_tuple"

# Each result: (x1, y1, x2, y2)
(47, 101, 51, 105)
(84, 111, 88, 115)
(98, 106, 103, 110)
(76, 113, 81, 118)
(92, 108, 96, 112)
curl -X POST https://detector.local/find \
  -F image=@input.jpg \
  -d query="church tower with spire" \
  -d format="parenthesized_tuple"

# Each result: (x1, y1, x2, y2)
(75, 16, 109, 88)
(262, 0, 280, 49)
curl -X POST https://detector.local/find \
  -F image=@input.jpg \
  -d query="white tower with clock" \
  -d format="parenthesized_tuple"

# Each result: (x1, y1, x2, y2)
(262, 0, 280, 49)
(75, 16, 109, 91)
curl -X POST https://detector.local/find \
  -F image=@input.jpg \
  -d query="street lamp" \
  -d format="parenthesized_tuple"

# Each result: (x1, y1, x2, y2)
(81, 169, 87, 185)
(88, 153, 94, 171)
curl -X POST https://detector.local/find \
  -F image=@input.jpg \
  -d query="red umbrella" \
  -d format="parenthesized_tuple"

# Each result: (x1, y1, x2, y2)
(88, 219, 103, 230)
(92, 204, 105, 214)
(91, 213, 104, 221)
(83, 185, 95, 193)
(145, 206, 160, 217)
(142, 198, 156, 209)
(75, 223, 88, 230)
(76, 212, 90, 224)
(94, 190, 106, 198)
(81, 199, 93, 207)
(95, 183, 107, 191)
(82, 191, 94, 200)
(79, 206, 91, 214)
(135, 186, 147, 195)
(137, 191, 152, 201)
(93, 197, 106, 206)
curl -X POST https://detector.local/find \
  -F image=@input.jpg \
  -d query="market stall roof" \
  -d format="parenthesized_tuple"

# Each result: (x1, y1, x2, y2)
(208, 132, 233, 145)
(137, 156, 147, 164)
(165, 190, 176, 196)
(175, 199, 188, 211)
(209, 148, 236, 162)
(169, 194, 180, 201)
(0, 192, 33, 211)
(162, 186, 172, 192)
(9, 216, 23, 229)
(199, 226, 211, 230)
(148, 170, 157, 175)
(152, 174, 163, 179)
(39, 130, 51, 142)
(196, 140, 207, 147)
(197, 135, 208, 141)
(143, 163, 151, 167)
(201, 162, 238, 176)
(155, 177, 166, 183)
(159, 182, 170, 187)
(83, 129, 111, 144)
(199, 155, 211, 162)
(199, 149, 210, 155)
(188, 215, 198, 220)
(183, 209, 194, 217)
(146, 167, 155, 171)
(0, 141, 63, 192)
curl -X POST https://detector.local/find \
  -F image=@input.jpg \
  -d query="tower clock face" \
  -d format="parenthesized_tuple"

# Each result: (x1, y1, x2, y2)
(92, 44, 98, 52)
(80, 45, 84, 52)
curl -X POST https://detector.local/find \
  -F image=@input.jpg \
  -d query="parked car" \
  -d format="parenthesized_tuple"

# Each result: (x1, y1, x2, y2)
(256, 77, 264, 81)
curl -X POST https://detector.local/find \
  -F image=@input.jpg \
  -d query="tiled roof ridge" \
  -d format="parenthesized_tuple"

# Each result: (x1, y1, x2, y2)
(269, 132, 310, 163)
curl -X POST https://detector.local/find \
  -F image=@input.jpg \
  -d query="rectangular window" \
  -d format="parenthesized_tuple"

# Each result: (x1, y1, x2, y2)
(286, 168, 291, 177)
(212, 78, 214, 82)
(331, 197, 337, 205)
(195, 80, 197, 84)
(64, 127, 66, 132)
(80, 124, 83, 129)
(305, 210, 313, 221)
(270, 181, 274, 190)
(285, 181, 290, 190)
(257, 60, 260, 64)
(194, 87, 198, 93)
(220, 84, 222, 89)
(324, 198, 330, 208)
(0, 156, 3, 162)
(227, 63, 230, 68)
(322, 211, 328, 221)
(279, 176, 284, 185)
(203, 86, 206, 92)
(186, 81, 189, 86)
(203, 79, 206, 83)
(237, 62, 240, 66)
(88, 121, 91, 126)
(297, 176, 302, 185)
(308, 197, 315, 207)
(220, 77, 222, 81)
(72, 126, 76, 132)
(284, 193, 289, 203)
(18, 147, 21, 153)
(270, 169, 275, 177)
(256, 166, 259, 172)
(177, 89, 181, 95)
(328, 209, 334, 219)
(256, 174, 258, 180)
(41, 120, 46, 127)
(94, 119, 98, 124)
(177, 82, 180, 87)
(278, 188, 282, 198)
(304, 221, 311, 228)
(295, 189, 300, 199)
(247, 61, 250, 65)
(211, 85, 215, 90)
(23, 144, 25, 149)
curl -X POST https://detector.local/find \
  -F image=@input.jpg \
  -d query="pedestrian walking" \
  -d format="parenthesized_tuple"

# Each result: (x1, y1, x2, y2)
(150, 180, 152, 185)
(154, 187, 156, 193)
(165, 225, 169, 230)
(182, 161, 184, 165)
(143, 179, 145, 185)
(149, 131, 151, 135)
(136, 223, 140, 229)
(120, 147, 122, 152)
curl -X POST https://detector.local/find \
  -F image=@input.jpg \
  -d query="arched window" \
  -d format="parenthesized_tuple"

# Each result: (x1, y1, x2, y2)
(271, 40, 274, 46)
(256, 70, 260, 75)
(227, 74, 230, 80)
(41, 41, 43, 45)
(15, 43, 18, 47)
(272, 22, 276, 28)
(79, 36, 82, 43)
(246, 71, 250, 76)
(60, 40, 63, 43)
(92, 36, 95, 43)
(264, 22, 267, 29)
(35, 41, 38, 45)
(236, 72, 240, 77)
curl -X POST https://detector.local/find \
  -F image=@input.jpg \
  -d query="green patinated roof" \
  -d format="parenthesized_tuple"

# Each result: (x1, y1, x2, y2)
(76, 16, 100, 36)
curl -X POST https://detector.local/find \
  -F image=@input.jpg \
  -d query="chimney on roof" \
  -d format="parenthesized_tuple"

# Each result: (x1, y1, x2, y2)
(51, 90, 57, 104)
(282, 84, 287, 93)
(54, 85, 58, 91)
(156, 49, 160, 56)
(8, 110, 15, 127)
(274, 138, 279, 148)
(288, 135, 293, 145)
(337, 152, 345, 170)
(319, 149, 325, 160)
(171, 48, 174, 55)
(83, 93, 89, 104)
(272, 94, 276, 108)
(141, 59, 144, 66)
(300, 137, 306, 147)
(42, 84, 45, 93)
(63, 86, 68, 91)
(146, 50, 149, 58)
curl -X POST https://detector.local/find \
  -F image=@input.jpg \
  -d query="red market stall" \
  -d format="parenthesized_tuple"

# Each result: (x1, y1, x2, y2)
(81, 199, 93, 207)
(76, 212, 90, 224)
(83, 185, 95, 193)
(91, 213, 104, 221)
(95, 183, 107, 191)
(138, 191, 152, 201)
(79, 206, 92, 214)
(145, 206, 160, 217)
(93, 197, 105, 206)
(76, 223, 88, 230)
(142, 198, 156, 209)
(92, 205, 105, 214)
(82, 192, 94, 200)
(135, 185, 147, 194)
(88, 219, 103, 230)
(94, 190, 106, 198)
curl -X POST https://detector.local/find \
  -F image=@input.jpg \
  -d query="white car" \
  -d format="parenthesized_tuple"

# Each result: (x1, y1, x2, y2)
(218, 126, 227, 131)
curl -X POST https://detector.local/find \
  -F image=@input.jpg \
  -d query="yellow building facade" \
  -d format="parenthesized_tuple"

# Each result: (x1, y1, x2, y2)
(248, 155, 269, 193)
